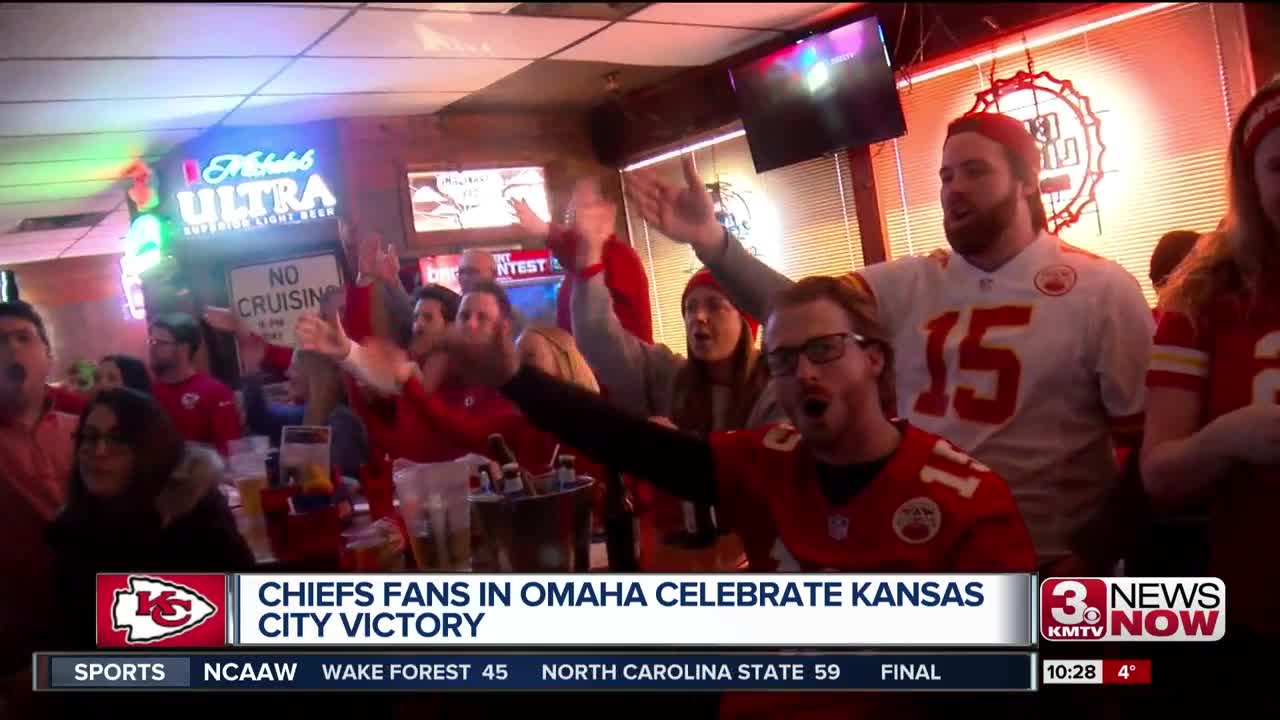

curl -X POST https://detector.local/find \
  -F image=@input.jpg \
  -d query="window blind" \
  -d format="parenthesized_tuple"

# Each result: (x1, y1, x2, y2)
(622, 130, 865, 351)
(871, 2, 1254, 305)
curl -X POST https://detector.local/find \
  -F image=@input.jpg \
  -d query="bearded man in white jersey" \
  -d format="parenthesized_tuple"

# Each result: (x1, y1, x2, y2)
(625, 113, 1154, 577)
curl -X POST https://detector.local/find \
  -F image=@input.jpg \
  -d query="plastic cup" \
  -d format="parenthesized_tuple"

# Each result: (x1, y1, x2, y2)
(236, 474, 267, 523)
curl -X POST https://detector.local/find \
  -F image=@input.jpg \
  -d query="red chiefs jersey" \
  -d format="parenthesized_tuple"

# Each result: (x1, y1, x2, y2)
(1148, 294, 1280, 632)
(710, 422, 1037, 573)
(709, 422, 1035, 720)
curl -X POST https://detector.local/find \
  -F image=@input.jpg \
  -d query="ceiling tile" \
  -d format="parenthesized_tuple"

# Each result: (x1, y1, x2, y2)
(59, 240, 125, 260)
(0, 227, 87, 247)
(554, 22, 778, 66)
(0, 240, 75, 266)
(0, 196, 123, 233)
(628, 3, 854, 30)
(262, 57, 529, 94)
(223, 93, 467, 126)
(447, 59, 684, 111)
(0, 59, 292, 102)
(0, 180, 121, 205)
(79, 210, 131, 238)
(309, 9, 606, 59)
(366, 3, 519, 11)
(64, 224, 129, 248)
(0, 3, 349, 57)
(0, 97, 239, 136)
(0, 158, 156, 187)
(0, 130, 200, 165)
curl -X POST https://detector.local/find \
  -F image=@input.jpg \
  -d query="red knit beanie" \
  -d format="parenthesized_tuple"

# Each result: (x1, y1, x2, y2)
(682, 269, 759, 340)
(947, 112, 1049, 230)
(947, 113, 1042, 183)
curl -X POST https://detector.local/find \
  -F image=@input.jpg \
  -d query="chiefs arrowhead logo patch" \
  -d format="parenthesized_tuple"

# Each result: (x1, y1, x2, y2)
(892, 497, 942, 545)
(112, 576, 216, 644)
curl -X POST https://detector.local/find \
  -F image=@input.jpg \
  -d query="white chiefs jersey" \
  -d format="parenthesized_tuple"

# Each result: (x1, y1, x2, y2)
(851, 231, 1153, 561)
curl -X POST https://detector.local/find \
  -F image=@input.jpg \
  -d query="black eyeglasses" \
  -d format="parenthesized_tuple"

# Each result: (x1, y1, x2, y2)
(764, 332, 873, 376)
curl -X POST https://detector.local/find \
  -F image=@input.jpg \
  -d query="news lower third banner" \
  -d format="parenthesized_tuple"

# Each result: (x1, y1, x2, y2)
(34, 652, 1039, 692)
(94, 573, 1037, 648)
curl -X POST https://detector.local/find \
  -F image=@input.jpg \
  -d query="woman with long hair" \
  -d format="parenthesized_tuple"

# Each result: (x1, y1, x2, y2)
(572, 264, 782, 543)
(46, 389, 253, 649)
(92, 354, 151, 395)
(1142, 78, 1280, 687)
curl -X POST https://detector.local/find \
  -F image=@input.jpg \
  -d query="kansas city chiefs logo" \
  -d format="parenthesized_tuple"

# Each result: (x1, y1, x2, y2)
(111, 576, 217, 644)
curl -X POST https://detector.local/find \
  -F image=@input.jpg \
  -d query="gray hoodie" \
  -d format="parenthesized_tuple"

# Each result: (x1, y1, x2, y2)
(570, 273, 782, 429)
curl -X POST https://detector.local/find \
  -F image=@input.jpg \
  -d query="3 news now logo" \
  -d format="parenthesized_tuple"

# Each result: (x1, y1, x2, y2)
(1040, 577, 1225, 641)
(96, 574, 228, 648)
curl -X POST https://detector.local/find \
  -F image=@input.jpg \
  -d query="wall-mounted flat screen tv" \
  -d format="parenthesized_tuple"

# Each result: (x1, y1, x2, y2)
(730, 16, 907, 173)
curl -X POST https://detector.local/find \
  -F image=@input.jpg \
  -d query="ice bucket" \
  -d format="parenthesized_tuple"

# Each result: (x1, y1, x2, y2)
(469, 476, 596, 572)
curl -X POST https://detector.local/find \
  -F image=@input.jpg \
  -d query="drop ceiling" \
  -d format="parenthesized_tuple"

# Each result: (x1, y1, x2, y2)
(0, 2, 854, 265)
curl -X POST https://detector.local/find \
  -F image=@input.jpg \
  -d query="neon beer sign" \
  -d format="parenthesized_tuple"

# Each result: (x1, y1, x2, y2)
(174, 148, 337, 237)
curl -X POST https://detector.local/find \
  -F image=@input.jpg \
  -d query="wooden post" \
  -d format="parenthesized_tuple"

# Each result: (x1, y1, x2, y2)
(1244, 3, 1280, 90)
(846, 145, 890, 266)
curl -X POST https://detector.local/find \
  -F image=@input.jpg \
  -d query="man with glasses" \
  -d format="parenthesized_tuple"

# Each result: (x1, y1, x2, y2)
(457, 249, 498, 293)
(0, 301, 75, 712)
(344, 274, 1033, 717)
(149, 312, 242, 456)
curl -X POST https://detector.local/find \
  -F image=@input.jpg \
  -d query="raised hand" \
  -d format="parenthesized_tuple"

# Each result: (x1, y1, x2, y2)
(352, 226, 383, 285)
(374, 243, 400, 285)
(511, 198, 549, 237)
(358, 336, 416, 394)
(202, 306, 242, 335)
(624, 154, 724, 255)
(432, 323, 521, 389)
(572, 202, 613, 268)
(295, 312, 351, 360)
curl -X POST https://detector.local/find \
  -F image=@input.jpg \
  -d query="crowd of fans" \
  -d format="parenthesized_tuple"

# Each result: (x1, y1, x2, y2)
(2, 77, 1279, 718)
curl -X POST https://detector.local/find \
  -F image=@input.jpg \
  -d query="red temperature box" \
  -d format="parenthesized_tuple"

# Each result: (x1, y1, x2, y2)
(1102, 659, 1152, 685)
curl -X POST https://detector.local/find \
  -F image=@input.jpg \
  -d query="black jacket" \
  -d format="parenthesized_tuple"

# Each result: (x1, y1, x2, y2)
(40, 446, 255, 717)
(46, 445, 254, 652)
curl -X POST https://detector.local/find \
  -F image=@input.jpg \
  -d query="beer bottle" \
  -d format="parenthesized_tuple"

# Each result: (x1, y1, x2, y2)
(555, 454, 576, 491)
(488, 433, 518, 466)
(604, 469, 640, 571)
(500, 463, 526, 496)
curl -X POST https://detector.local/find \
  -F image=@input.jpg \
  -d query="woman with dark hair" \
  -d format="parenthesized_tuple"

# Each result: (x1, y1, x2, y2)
(93, 354, 152, 395)
(45, 389, 253, 651)
(570, 264, 782, 545)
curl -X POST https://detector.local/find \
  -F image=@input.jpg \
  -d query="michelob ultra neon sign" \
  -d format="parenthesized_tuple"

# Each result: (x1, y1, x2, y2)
(174, 148, 337, 237)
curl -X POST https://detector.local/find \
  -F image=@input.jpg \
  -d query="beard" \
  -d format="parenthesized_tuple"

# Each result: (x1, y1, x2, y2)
(944, 187, 1019, 256)
(150, 357, 175, 375)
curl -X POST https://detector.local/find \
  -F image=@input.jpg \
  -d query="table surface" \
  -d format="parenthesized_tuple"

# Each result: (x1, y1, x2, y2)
(227, 487, 746, 572)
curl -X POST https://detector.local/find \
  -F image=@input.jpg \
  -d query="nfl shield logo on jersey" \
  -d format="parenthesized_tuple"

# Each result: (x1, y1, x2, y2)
(893, 497, 942, 544)
(827, 514, 850, 541)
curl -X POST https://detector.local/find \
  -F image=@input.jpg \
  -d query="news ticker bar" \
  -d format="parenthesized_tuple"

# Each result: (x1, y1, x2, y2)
(34, 653, 1038, 692)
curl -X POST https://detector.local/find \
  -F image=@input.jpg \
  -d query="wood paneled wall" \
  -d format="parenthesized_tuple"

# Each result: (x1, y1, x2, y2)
(12, 253, 150, 383)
